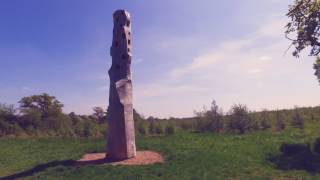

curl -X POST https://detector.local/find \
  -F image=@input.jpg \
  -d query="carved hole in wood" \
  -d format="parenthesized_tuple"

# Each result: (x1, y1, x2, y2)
(128, 39, 131, 45)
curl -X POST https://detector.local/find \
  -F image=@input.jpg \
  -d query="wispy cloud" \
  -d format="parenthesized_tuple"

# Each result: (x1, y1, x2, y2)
(248, 68, 263, 73)
(133, 16, 319, 118)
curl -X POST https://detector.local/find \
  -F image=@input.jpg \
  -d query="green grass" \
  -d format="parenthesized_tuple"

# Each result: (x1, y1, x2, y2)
(1, 124, 320, 179)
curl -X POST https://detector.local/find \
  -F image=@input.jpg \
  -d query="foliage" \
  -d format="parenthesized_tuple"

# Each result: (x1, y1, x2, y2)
(19, 93, 63, 117)
(227, 104, 258, 134)
(259, 110, 271, 130)
(92, 107, 107, 123)
(165, 124, 176, 135)
(275, 111, 286, 132)
(2, 94, 320, 138)
(286, 0, 320, 82)
(314, 56, 320, 82)
(193, 100, 224, 133)
(0, 93, 111, 138)
(286, 0, 320, 57)
(136, 122, 148, 135)
(154, 123, 164, 134)
(291, 108, 305, 129)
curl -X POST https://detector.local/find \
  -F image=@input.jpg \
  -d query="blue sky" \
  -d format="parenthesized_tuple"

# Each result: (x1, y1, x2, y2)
(0, 0, 319, 118)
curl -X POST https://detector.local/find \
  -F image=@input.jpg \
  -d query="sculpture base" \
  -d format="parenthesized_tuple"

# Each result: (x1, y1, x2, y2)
(76, 151, 164, 166)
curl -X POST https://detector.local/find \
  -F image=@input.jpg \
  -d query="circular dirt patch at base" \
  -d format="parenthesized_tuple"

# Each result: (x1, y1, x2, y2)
(76, 151, 164, 166)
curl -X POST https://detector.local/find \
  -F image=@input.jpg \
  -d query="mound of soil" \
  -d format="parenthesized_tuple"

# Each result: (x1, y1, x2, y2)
(76, 151, 164, 166)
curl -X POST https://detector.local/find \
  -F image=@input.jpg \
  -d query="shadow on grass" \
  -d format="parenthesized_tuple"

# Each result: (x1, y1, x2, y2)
(0, 155, 122, 180)
(267, 143, 320, 174)
(0, 160, 76, 180)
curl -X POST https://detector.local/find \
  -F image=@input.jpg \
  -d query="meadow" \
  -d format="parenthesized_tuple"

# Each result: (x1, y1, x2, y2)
(2, 123, 320, 180)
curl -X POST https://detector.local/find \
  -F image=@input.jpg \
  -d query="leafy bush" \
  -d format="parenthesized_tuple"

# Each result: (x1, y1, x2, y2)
(193, 100, 224, 133)
(2, 94, 320, 138)
(165, 124, 176, 135)
(291, 109, 304, 129)
(275, 111, 286, 132)
(19, 109, 42, 130)
(227, 104, 257, 134)
(259, 110, 271, 130)
(155, 123, 164, 134)
(135, 120, 148, 135)
(148, 119, 158, 134)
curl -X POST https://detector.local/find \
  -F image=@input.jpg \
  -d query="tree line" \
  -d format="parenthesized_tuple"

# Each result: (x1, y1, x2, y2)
(0, 93, 318, 138)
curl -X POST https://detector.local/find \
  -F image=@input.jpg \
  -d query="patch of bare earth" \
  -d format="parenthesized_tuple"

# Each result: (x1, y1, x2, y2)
(76, 151, 164, 166)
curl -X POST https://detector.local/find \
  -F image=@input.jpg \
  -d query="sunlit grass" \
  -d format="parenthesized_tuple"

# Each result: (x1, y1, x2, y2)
(1, 125, 320, 179)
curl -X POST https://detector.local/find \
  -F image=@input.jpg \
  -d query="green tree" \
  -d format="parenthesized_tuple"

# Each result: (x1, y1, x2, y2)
(227, 104, 257, 134)
(207, 100, 224, 133)
(314, 57, 320, 81)
(133, 109, 144, 121)
(19, 108, 42, 130)
(92, 106, 107, 123)
(19, 93, 63, 118)
(0, 103, 17, 124)
(18, 93, 69, 134)
(286, 0, 320, 82)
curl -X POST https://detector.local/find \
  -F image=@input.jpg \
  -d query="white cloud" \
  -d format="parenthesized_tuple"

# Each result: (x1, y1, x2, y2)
(169, 18, 286, 79)
(248, 68, 263, 73)
(133, 17, 319, 118)
(259, 56, 272, 61)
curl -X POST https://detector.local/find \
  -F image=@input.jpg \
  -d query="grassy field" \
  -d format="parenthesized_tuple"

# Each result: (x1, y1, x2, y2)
(1, 124, 320, 180)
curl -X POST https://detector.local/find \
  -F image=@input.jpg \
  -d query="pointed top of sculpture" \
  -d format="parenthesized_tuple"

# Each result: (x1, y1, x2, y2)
(113, 10, 131, 24)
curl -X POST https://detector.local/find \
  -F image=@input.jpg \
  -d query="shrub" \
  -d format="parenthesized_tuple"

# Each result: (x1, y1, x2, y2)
(136, 121, 148, 135)
(0, 118, 11, 136)
(213, 117, 224, 132)
(195, 118, 211, 133)
(259, 111, 271, 130)
(83, 121, 95, 138)
(180, 121, 194, 131)
(73, 121, 85, 137)
(137, 125, 148, 135)
(207, 100, 224, 133)
(275, 111, 286, 132)
(291, 109, 304, 129)
(148, 120, 156, 134)
(155, 123, 164, 134)
(165, 124, 176, 135)
(260, 119, 271, 130)
(227, 104, 256, 134)
(19, 109, 42, 130)
(193, 100, 224, 133)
